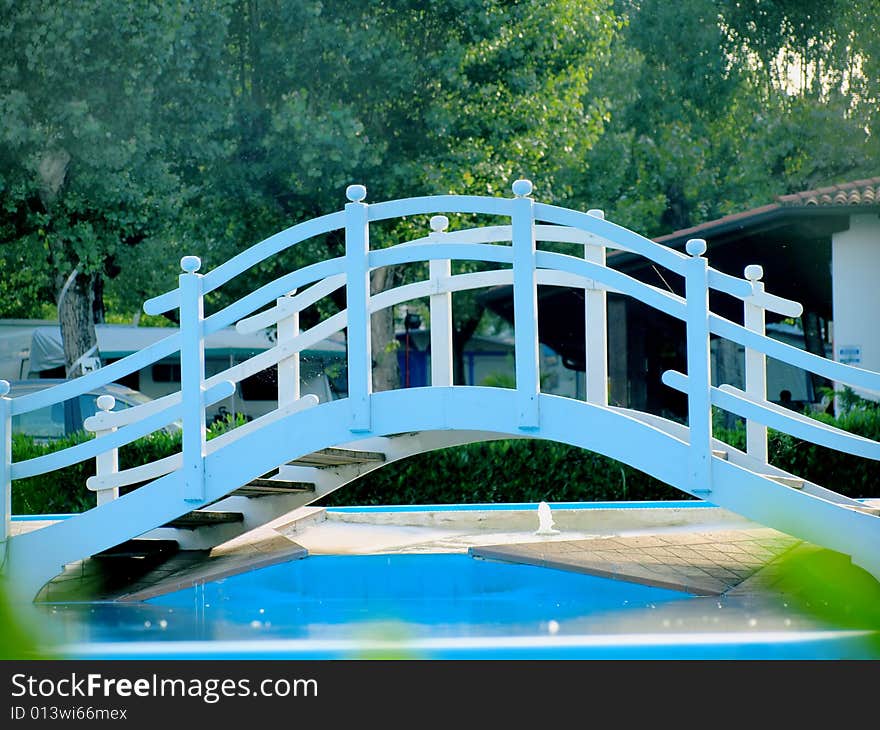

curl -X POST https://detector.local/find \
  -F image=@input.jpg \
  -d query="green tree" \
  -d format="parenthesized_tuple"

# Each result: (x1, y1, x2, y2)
(184, 0, 621, 387)
(0, 1, 231, 373)
(577, 0, 880, 237)
(2, 1, 621, 390)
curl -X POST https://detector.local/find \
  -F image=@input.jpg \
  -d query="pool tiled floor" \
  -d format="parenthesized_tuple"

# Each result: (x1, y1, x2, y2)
(469, 528, 800, 595)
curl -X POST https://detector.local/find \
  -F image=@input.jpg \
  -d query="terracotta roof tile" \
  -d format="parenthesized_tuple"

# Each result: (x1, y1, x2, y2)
(654, 176, 880, 245)
(775, 177, 880, 207)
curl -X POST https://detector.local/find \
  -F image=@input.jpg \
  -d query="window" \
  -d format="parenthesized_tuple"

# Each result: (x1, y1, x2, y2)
(152, 363, 181, 383)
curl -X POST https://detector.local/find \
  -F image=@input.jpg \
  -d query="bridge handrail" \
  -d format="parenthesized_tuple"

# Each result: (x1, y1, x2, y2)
(367, 194, 514, 222)
(236, 273, 347, 335)
(204, 262, 635, 404)
(535, 251, 687, 320)
(10, 381, 234, 480)
(143, 194, 516, 317)
(8, 333, 181, 417)
(368, 242, 513, 270)
(534, 202, 689, 275)
(85, 394, 320, 492)
(399, 224, 628, 251)
(662, 370, 880, 461)
(710, 314, 880, 394)
(397, 221, 800, 318)
(204, 257, 346, 336)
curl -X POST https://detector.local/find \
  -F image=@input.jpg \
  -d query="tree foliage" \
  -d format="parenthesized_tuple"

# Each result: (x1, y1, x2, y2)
(1, 0, 878, 382)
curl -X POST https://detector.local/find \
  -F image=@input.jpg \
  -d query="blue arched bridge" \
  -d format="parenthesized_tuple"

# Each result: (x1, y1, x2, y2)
(2, 180, 879, 601)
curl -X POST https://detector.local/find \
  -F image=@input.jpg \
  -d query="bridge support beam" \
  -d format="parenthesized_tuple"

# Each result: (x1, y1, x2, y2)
(685, 239, 712, 493)
(277, 292, 301, 406)
(744, 265, 769, 463)
(429, 216, 454, 387)
(180, 256, 207, 502)
(585, 209, 608, 406)
(512, 180, 540, 430)
(346, 185, 372, 432)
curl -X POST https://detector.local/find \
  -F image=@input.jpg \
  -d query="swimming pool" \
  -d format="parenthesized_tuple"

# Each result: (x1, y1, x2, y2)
(38, 553, 880, 660)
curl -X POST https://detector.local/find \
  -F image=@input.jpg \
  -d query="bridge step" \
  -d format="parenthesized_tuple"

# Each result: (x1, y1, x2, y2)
(843, 503, 880, 517)
(289, 447, 386, 468)
(762, 474, 804, 489)
(233, 479, 316, 497)
(163, 510, 244, 530)
(93, 539, 180, 561)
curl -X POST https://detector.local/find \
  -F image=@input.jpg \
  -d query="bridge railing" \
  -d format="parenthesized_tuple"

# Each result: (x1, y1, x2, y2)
(3, 179, 880, 544)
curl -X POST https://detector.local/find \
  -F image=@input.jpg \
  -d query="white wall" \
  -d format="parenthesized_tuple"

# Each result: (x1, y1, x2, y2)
(832, 213, 880, 400)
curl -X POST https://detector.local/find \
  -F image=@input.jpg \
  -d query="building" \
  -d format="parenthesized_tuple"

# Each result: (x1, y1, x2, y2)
(1, 320, 346, 421)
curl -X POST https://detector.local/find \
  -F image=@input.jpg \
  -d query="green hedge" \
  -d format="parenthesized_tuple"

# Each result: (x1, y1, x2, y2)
(325, 403, 880, 506)
(10, 415, 246, 515)
(716, 403, 880, 500)
(317, 439, 683, 506)
(11, 404, 880, 514)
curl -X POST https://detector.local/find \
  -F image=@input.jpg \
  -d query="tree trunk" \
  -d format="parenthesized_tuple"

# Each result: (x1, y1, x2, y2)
(802, 311, 831, 398)
(370, 265, 402, 392)
(58, 270, 100, 378)
(452, 305, 484, 385)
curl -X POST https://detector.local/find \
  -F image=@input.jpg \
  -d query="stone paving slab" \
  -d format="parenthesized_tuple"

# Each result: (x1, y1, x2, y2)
(116, 538, 307, 602)
(37, 533, 307, 603)
(469, 527, 800, 596)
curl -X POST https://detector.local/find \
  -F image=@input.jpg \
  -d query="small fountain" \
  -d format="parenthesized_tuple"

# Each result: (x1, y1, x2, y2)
(534, 501, 560, 535)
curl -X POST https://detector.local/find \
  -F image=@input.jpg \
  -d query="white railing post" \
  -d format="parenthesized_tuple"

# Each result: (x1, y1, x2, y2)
(345, 184, 372, 432)
(0, 380, 10, 545)
(277, 292, 301, 407)
(585, 209, 608, 406)
(511, 179, 540, 429)
(179, 255, 207, 502)
(684, 238, 713, 494)
(744, 264, 769, 463)
(428, 215, 453, 387)
(94, 395, 119, 506)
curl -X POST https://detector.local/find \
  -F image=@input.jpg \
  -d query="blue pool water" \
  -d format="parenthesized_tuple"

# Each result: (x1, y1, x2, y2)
(37, 553, 880, 659)
(43, 555, 684, 646)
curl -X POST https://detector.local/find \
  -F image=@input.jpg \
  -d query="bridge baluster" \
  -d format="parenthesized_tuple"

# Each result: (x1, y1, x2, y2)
(277, 291, 301, 406)
(428, 215, 454, 387)
(0, 380, 10, 544)
(93, 395, 119, 506)
(744, 265, 769, 463)
(685, 239, 713, 493)
(512, 179, 540, 429)
(179, 255, 207, 501)
(345, 184, 372, 432)
(585, 209, 608, 406)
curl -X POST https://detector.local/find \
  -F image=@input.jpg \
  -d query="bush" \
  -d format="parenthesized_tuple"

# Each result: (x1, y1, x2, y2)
(318, 439, 686, 506)
(11, 413, 253, 515)
(716, 398, 880, 500)
(325, 399, 880, 506)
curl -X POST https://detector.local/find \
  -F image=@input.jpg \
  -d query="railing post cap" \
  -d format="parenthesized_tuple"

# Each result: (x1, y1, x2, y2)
(0, 380, 9, 397)
(512, 179, 533, 197)
(96, 394, 115, 412)
(686, 238, 707, 257)
(744, 264, 764, 281)
(180, 256, 201, 273)
(429, 215, 449, 233)
(346, 184, 367, 203)
(587, 208, 605, 219)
